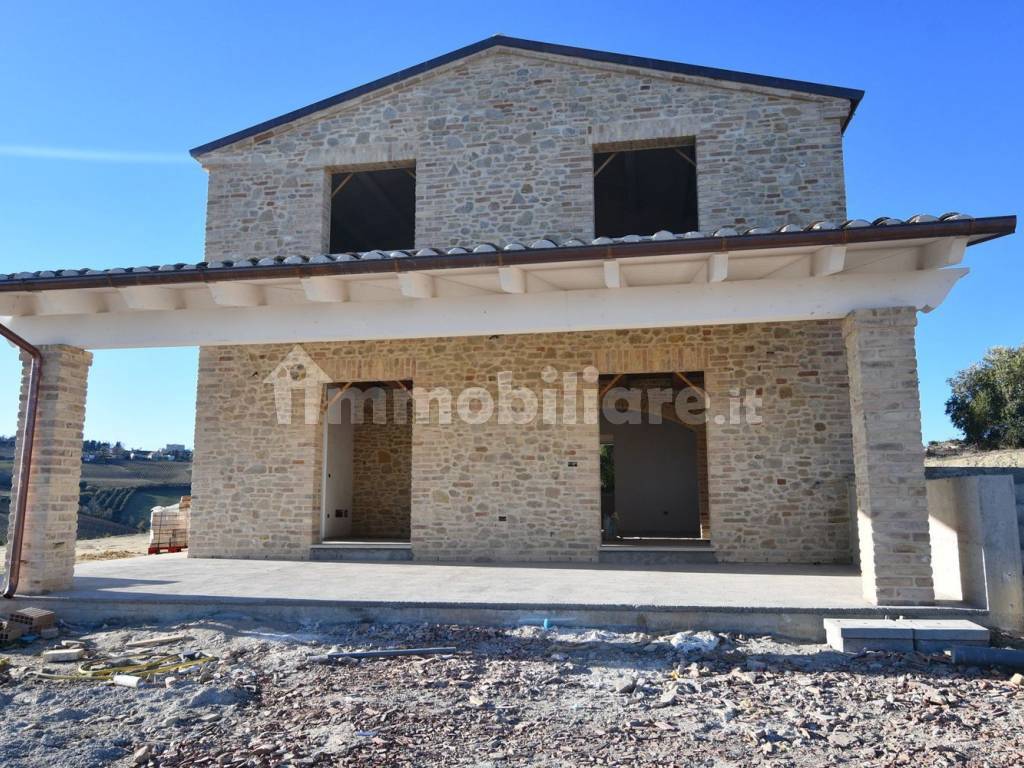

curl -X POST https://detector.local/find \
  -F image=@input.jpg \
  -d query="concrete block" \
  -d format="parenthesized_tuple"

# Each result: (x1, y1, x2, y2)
(824, 618, 914, 653)
(906, 619, 989, 653)
(42, 647, 85, 662)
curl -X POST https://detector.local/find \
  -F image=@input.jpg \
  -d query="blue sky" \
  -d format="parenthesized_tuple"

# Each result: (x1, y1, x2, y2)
(0, 1, 1020, 448)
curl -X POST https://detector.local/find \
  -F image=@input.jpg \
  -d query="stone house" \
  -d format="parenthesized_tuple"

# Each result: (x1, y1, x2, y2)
(0, 36, 1015, 606)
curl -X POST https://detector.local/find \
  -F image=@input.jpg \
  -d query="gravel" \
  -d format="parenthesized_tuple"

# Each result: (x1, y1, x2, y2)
(1, 618, 1023, 766)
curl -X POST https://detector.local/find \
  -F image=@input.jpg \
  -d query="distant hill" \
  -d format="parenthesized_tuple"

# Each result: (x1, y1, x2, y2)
(0, 453, 191, 543)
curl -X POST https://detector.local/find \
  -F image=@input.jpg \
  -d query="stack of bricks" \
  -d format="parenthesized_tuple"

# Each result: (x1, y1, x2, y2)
(149, 497, 192, 552)
(1, 607, 56, 642)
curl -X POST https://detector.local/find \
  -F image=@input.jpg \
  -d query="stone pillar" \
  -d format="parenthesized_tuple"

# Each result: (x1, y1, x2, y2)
(4, 345, 92, 594)
(843, 308, 934, 605)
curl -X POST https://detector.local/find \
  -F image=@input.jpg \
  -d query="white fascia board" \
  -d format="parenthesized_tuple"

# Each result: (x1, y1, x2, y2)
(6, 269, 966, 350)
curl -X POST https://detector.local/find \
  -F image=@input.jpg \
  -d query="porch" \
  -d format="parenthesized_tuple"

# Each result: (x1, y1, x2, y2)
(1, 216, 1015, 608)
(7, 554, 981, 642)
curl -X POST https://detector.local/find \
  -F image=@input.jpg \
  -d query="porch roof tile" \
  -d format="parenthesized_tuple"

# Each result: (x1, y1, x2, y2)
(0, 213, 1014, 292)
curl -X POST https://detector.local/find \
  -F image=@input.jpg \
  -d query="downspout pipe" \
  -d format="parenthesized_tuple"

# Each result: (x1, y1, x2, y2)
(1, 321, 41, 599)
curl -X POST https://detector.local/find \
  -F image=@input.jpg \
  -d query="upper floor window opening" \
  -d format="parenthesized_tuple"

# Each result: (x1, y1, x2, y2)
(593, 143, 697, 238)
(329, 165, 415, 253)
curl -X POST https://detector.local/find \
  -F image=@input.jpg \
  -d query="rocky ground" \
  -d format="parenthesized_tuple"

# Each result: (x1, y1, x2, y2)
(0, 619, 1023, 767)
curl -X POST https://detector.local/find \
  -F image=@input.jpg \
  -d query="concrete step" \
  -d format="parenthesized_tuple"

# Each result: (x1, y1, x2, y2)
(824, 618, 989, 653)
(310, 542, 413, 562)
(598, 543, 717, 566)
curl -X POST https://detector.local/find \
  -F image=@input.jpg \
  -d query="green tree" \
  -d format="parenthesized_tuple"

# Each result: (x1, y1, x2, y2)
(945, 345, 1024, 449)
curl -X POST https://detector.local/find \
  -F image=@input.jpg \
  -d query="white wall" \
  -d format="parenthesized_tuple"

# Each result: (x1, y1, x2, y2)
(322, 388, 354, 539)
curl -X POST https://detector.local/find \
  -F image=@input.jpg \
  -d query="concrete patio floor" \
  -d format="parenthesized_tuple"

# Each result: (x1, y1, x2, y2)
(7, 555, 981, 641)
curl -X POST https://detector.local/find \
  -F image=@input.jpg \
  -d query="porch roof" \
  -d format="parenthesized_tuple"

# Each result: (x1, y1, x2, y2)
(0, 213, 1014, 350)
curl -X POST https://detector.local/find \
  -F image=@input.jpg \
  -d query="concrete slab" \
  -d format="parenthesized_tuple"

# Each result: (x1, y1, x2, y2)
(824, 619, 915, 653)
(6, 556, 986, 642)
(905, 619, 990, 653)
(825, 618, 991, 653)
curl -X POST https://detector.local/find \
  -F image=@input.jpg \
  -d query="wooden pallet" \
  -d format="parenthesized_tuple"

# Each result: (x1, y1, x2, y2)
(147, 545, 188, 555)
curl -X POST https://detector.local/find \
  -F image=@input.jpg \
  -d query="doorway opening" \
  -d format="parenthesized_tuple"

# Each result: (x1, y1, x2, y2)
(321, 381, 412, 543)
(598, 372, 709, 545)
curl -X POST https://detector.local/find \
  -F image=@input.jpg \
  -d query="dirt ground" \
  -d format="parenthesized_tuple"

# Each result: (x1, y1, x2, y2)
(925, 442, 1024, 469)
(1, 617, 1023, 767)
(0, 533, 150, 571)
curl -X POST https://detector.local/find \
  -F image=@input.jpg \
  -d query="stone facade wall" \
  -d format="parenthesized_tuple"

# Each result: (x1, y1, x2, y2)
(190, 320, 855, 563)
(5, 345, 91, 593)
(198, 47, 849, 260)
(190, 346, 321, 559)
(351, 392, 412, 539)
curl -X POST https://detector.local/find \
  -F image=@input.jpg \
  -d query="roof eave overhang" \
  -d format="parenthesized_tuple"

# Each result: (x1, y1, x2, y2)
(0, 215, 1013, 295)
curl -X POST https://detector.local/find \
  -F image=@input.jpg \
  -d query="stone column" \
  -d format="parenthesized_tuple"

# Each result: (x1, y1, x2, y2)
(5, 345, 92, 594)
(843, 308, 933, 605)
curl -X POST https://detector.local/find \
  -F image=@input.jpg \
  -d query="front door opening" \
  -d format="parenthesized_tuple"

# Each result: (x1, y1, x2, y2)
(598, 372, 709, 544)
(321, 381, 412, 542)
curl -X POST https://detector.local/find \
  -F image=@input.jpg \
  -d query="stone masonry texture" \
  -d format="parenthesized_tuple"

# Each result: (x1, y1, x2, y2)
(190, 321, 855, 564)
(351, 391, 412, 539)
(843, 307, 934, 606)
(196, 47, 850, 260)
(5, 345, 91, 594)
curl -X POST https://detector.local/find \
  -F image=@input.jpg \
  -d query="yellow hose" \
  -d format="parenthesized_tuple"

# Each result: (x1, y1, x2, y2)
(29, 652, 217, 683)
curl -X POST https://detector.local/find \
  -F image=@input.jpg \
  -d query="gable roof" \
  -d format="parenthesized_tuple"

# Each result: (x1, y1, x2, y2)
(189, 35, 865, 158)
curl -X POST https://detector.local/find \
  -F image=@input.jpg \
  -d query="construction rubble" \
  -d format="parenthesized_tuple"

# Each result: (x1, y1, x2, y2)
(0, 616, 1022, 767)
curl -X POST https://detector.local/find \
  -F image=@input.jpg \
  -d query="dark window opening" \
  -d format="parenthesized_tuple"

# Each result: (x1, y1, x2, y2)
(329, 167, 415, 253)
(593, 145, 697, 238)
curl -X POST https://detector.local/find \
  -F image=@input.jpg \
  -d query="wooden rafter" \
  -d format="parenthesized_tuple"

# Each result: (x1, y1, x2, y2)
(330, 173, 354, 199)
(322, 381, 353, 413)
(674, 371, 709, 407)
(599, 373, 624, 400)
(593, 152, 618, 178)
(672, 146, 697, 169)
